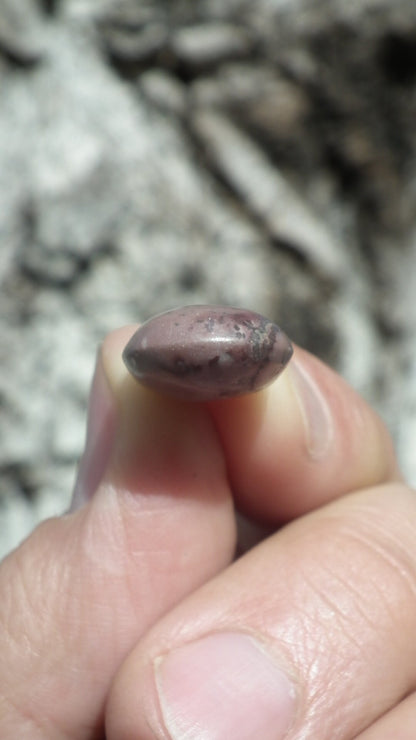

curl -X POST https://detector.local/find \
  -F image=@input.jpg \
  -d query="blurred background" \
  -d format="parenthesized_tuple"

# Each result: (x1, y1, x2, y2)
(1, 0, 416, 557)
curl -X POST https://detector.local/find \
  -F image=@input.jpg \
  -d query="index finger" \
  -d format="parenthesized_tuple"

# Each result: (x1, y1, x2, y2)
(207, 346, 400, 523)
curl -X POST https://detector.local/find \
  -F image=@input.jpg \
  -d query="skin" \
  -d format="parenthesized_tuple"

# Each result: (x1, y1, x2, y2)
(0, 325, 415, 739)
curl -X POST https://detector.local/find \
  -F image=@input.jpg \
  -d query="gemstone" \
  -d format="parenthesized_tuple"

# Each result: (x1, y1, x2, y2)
(122, 305, 293, 401)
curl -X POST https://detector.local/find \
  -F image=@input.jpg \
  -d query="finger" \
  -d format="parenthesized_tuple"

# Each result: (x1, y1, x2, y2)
(354, 691, 416, 739)
(208, 346, 400, 522)
(0, 328, 235, 738)
(106, 482, 416, 740)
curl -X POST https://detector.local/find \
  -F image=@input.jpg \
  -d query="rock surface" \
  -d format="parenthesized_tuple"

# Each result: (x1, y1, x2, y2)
(1, 0, 416, 556)
(123, 305, 293, 400)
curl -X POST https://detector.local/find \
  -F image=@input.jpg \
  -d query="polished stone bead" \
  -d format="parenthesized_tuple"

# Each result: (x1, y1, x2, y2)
(122, 305, 293, 401)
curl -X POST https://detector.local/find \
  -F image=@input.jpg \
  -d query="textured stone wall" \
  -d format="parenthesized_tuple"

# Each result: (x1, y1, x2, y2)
(1, 0, 416, 556)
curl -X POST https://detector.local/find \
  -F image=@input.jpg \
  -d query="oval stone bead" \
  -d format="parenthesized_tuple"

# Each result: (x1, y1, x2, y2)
(122, 305, 293, 401)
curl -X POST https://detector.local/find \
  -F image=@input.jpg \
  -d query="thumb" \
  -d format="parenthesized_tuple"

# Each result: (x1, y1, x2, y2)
(0, 327, 235, 739)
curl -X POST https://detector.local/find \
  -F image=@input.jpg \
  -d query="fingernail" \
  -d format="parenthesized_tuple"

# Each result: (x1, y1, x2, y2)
(288, 356, 334, 459)
(155, 632, 296, 740)
(70, 354, 116, 510)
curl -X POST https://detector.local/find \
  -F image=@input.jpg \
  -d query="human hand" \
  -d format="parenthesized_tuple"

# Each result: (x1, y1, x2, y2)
(1, 325, 413, 739)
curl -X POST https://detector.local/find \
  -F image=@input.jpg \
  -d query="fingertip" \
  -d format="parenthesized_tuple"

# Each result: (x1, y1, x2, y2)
(207, 346, 399, 522)
(100, 324, 140, 394)
(70, 325, 139, 510)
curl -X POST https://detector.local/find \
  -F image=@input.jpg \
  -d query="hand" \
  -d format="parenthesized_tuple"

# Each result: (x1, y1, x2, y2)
(1, 326, 413, 739)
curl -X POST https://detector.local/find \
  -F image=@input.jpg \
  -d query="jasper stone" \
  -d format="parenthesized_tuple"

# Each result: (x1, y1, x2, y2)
(122, 305, 293, 401)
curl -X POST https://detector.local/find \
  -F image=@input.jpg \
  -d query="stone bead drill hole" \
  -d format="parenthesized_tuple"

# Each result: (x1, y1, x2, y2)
(122, 305, 293, 401)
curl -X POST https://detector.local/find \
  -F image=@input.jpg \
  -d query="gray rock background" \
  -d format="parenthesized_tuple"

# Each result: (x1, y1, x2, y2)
(1, 0, 416, 558)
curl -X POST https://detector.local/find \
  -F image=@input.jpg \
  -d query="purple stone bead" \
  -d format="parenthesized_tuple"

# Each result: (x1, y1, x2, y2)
(122, 305, 293, 401)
